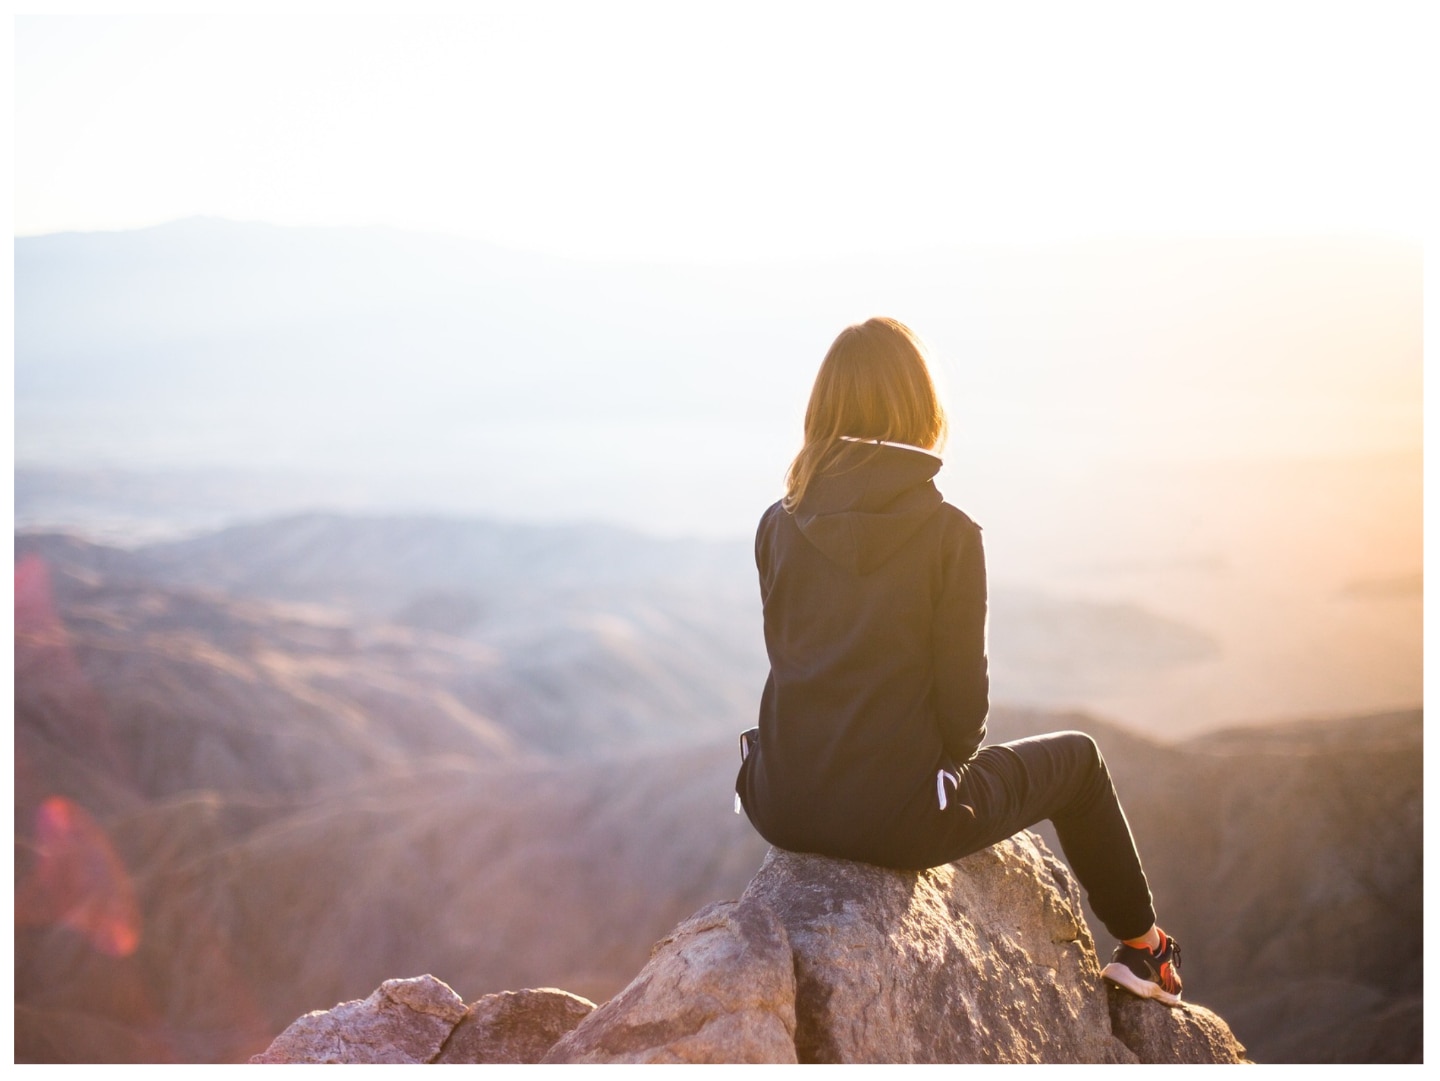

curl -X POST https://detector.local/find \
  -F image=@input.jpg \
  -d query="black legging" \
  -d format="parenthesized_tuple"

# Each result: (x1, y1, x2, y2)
(943, 730, 1156, 941)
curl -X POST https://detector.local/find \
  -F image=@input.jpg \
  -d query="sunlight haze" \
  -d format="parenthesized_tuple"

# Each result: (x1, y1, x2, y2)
(10, 4, 1426, 736)
(15, 5, 1429, 259)
(11, 12, 1428, 1062)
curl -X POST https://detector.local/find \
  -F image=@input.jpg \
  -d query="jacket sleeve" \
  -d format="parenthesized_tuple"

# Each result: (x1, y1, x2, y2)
(754, 502, 779, 602)
(932, 517, 989, 764)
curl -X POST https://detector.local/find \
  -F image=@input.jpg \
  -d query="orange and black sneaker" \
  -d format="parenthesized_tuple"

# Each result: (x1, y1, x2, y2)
(1101, 930, 1183, 1006)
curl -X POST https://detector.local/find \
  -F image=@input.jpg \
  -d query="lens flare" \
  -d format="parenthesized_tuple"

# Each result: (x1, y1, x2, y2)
(16, 796, 142, 958)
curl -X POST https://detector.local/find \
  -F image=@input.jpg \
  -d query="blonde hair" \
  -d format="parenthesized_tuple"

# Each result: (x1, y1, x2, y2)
(783, 317, 947, 511)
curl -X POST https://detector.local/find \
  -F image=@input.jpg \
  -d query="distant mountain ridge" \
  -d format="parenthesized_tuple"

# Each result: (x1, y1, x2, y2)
(16, 219, 1420, 514)
(13, 513, 1420, 1062)
(14, 216, 807, 434)
(999, 706, 1422, 1063)
(16, 512, 1221, 726)
(15, 522, 762, 765)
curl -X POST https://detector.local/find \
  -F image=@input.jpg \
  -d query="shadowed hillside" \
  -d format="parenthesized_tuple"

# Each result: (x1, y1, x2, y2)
(1002, 707, 1423, 1063)
(15, 515, 1224, 753)
(12, 516, 1422, 1063)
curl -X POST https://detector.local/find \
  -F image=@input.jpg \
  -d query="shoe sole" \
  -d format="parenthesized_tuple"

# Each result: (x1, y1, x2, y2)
(1101, 962, 1183, 1007)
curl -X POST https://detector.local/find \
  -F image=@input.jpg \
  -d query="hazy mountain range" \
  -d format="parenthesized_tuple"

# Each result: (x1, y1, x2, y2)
(12, 220, 1422, 1063)
(15, 513, 1220, 758)
(14, 219, 1421, 537)
(12, 513, 1422, 1064)
(14, 218, 1421, 737)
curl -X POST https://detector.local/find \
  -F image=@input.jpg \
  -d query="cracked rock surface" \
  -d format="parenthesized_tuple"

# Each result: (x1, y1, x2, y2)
(253, 834, 1247, 1064)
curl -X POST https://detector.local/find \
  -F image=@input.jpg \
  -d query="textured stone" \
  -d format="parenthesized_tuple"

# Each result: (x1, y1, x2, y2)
(544, 898, 798, 1063)
(1109, 987, 1250, 1064)
(746, 837, 1135, 1064)
(249, 975, 466, 1064)
(546, 833, 1248, 1064)
(252, 833, 1250, 1065)
(437, 988, 595, 1064)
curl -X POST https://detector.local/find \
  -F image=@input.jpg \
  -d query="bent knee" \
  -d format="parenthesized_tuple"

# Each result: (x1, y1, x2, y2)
(1053, 729, 1106, 770)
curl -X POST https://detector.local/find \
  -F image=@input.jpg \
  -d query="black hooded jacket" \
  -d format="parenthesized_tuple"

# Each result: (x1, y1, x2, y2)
(736, 440, 989, 868)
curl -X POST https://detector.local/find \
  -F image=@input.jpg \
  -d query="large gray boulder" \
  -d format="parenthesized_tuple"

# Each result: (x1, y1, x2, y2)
(251, 833, 1247, 1064)
(745, 839, 1123, 1063)
(541, 893, 800, 1063)
(546, 834, 1244, 1064)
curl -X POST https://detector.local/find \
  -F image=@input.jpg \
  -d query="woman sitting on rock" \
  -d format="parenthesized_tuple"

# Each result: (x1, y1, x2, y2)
(734, 316, 1182, 1005)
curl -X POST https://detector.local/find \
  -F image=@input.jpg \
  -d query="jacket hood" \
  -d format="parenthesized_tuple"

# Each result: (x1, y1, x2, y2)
(793, 441, 944, 574)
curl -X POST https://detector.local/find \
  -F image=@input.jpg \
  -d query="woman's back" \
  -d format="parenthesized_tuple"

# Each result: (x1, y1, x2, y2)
(737, 438, 989, 868)
(734, 316, 1183, 1005)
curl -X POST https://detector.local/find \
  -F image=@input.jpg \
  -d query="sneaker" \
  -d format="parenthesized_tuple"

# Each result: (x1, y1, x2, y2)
(1101, 930, 1183, 1006)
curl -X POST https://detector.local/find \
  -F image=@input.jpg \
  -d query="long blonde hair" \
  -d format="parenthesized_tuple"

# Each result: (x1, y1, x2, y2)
(783, 317, 947, 511)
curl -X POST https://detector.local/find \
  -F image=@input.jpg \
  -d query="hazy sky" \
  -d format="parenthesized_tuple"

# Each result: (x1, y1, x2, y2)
(8, 3, 1428, 546)
(8, 5, 1425, 735)
(14, 3, 1431, 260)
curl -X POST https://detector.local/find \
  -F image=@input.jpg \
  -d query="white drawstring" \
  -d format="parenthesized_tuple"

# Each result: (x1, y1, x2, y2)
(735, 730, 756, 814)
(936, 768, 958, 811)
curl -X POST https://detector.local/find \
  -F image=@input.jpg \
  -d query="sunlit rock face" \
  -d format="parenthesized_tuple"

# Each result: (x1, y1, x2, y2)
(251, 976, 468, 1065)
(435, 988, 597, 1065)
(546, 840, 1244, 1065)
(253, 837, 1247, 1065)
(250, 978, 596, 1065)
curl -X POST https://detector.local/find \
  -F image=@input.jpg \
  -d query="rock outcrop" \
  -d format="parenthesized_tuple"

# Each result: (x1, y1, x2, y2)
(436, 988, 596, 1064)
(251, 834, 1247, 1064)
(251, 977, 594, 1065)
(250, 976, 469, 1064)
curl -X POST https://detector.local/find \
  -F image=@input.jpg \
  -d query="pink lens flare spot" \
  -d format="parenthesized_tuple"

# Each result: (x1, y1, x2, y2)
(18, 796, 143, 958)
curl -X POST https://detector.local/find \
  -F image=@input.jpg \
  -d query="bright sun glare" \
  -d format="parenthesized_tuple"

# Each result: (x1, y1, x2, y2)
(13, 4, 1431, 260)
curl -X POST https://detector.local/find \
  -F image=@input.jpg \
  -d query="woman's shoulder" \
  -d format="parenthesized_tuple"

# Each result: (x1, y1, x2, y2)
(755, 499, 788, 537)
(932, 503, 984, 577)
(936, 500, 982, 535)
(754, 499, 789, 556)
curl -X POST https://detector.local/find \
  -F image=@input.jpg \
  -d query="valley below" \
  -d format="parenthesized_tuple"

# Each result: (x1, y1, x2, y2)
(12, 511, 1423, 1064)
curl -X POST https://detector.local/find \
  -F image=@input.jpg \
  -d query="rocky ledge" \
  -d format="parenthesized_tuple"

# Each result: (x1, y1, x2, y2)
(252, 832, 1247, 1064)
